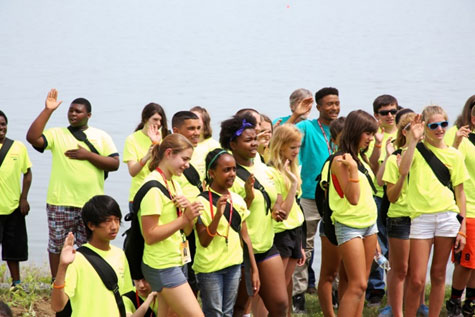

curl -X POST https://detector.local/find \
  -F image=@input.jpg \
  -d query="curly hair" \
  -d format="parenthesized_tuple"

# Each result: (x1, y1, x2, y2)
(219, 113, 256, 150)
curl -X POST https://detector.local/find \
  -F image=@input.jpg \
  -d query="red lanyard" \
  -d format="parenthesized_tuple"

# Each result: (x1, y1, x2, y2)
(317, 119, 333, 155)
(208, 189, 234, 241)
(135, 291, 153, 317)
(156, 167, 181, 217)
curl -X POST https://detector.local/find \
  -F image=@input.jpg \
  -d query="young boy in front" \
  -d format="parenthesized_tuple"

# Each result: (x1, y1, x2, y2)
(51, 195, 134, 316)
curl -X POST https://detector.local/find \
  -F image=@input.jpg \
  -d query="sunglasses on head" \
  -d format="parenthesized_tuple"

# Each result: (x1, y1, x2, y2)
(378, 109, 398, 116)
(427, 121, 449, 130)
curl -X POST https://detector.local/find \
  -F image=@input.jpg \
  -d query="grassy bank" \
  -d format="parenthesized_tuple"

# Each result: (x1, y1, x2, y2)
(0, 264, 451, 316)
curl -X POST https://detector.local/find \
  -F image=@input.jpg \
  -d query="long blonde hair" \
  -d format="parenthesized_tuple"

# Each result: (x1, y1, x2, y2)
(268, 124, 302, 190)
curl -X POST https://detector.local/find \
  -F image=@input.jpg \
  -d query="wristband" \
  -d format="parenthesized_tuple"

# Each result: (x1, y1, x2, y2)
(458, 231, 467, 238)
(374, 143, 382, 148)
(139, 159, 146, 167)
(206, 226, 217, 237)
(348, 178, 359, 183)
(52, 282, 65, 289)
(152, 141, 160, 145)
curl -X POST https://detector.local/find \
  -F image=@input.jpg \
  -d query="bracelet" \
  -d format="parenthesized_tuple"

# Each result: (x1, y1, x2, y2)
(374, 143, 382, 148)
(152, 141, 160, 145)
(206, 226, 217, 237)
(458, 231, 467, 238)
(139, 159, 146, 167)
(348, 178, 359, 183)
(52, 282, 65, 289)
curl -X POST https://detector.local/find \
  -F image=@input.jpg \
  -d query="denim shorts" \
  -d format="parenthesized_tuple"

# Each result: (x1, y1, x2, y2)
(386, 216, 411, 240)
(141, 262, 188, 292)
(334, 222, 378, 246)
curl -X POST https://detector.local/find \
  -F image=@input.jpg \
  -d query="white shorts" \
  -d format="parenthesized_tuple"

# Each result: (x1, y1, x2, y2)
(409, 211, 460, 239)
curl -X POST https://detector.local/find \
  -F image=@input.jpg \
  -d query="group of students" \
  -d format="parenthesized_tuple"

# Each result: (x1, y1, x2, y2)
(0, 88, 474, 317)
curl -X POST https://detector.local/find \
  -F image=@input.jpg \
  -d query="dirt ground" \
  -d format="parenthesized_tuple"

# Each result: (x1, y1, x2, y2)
(9, 297, 54, 317)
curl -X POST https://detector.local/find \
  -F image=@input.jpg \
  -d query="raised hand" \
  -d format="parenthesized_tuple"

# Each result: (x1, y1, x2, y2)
(244, 174, 255, 202)
(173, 195, 191, 210)
(60, 232, 76, 266)
(374, 122, 384, 145)
(337, 153, 357, 170)
(408, 114, 424, 143)
(45, 89, 63, 111)
(294, 97, 314, 117)
(454, 125, 470, 148)
(385, 137, 395, 157)
(216, 194, 229, 217)
(146, 124, 161, 144)
(184, 201, 203, 222)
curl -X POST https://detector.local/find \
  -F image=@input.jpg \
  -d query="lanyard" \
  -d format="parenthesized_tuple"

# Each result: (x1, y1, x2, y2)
(317, 119, 333, 155)
(156, 167, 186, 241)
(208, 189, 234, 243)
(135, 291, 153, 317)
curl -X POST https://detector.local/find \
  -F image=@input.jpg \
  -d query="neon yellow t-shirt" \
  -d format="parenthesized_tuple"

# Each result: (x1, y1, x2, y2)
(382, 152, 410, 218)
(367, 128, 397, 198)
(329, 160, 378, 228)
(0, 141, 32, 214)
(406, 142, 469, 218)
(192, 137, 221, 177)
(445, 126, 475, 217)
(192, 190, 250, 273)
(64, 243, 134, 317)
(140, 171, 185, 269)
(269, 167, 304, 233)
(43, 127, 118, 207)
(123, 130, 153, 201)
(230, 164, 278, 254)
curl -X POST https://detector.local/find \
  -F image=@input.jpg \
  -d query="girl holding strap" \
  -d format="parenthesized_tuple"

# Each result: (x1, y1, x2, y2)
(219, 113, 289, 317)
(267, 124, 306, 316)
(401, 106, 468, 316)
(329, 110, 378, 316)
(123, 103, 169, 212)
(193, 148, 260, 317)
(139, 134, 204, 317)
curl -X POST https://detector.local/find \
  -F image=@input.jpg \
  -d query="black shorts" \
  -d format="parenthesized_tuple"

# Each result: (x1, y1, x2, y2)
(386, 216, 411, 240)
(254, 244, 280, 263)
(274, 226, 304, 259)
(0, 207, 28, 261)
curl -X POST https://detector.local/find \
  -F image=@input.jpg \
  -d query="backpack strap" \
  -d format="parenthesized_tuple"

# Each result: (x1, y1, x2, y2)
(357, 161, 377, 195)
(235, 165, 271, 214)
(67, 126, 109, 180)
(416, 142, 453, 192)
(198, 191, 242, 232)
(183, 164, 203, 192)
(0, 138, 14, 168)
(76, 246, 126, 317)
(468, 133, 475, 146)
(131, 180, 171, 215)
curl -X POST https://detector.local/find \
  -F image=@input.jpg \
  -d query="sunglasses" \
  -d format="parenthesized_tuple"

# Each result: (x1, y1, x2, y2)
(427, 121, 449, 130)
(378, 109, 398, 116)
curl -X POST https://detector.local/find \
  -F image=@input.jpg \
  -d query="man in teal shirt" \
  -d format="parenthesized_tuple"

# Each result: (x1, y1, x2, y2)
(292, 87, 340, 313)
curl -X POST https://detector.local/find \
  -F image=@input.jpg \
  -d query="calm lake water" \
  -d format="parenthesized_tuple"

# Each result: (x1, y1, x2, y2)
(1, 0, 474, 283)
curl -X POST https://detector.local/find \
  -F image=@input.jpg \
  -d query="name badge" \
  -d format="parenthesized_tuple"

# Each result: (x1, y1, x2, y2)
(180, 240, 191, 264)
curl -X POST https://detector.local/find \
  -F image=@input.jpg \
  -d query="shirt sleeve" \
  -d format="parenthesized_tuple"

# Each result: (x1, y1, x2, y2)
(382, 155, 400, 185)
(20, 143, 32, 173)
(140, 188, 164, 217)
(64, 258, 79, 299)
(451, 149, 469, 187)
(100, 131, 119, 157)
(123, 134, 138, 163)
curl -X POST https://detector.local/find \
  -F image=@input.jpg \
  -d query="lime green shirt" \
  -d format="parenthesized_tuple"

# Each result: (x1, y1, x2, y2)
(367, 128, 397, 198)
(445, 126, 475, 217)
(269, 167, 304, 233)
(193, 190, 250, 273)
(43, 127, 118, 207)
(140, 171, 185, 269)
(123, 130, 153, 201)
(329, 160, 378, 228)
(382, 152, 410, 218)
(192, 137, 221, 177)
(406, 141, 469, 218)
(231, 164, 278, 253)
(0, 141, 31, 214)
(123, 290, 159, 315)
(65, 244, 134, 317)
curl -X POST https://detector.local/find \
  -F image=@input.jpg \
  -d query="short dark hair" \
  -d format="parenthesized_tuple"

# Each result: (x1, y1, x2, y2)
(0, 301, 12, 317)
(235, 108, 259, 116)
(82, 195, 122, 239)
(219, 113, 256, 150)
(315, 87, 339, 105)
(72, 98, 92, 113)
(171, 111, 199, 129)
(373, 94, 398, 113)
(0, 111, 7, 124)
(395, 108, 414, 125)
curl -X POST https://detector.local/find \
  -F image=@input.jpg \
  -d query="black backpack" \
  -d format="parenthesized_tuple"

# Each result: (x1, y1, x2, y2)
(123, 180, 171, 280)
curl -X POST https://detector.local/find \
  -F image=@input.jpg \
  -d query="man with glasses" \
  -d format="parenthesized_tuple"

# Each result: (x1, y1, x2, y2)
(366, 95, 399, 307)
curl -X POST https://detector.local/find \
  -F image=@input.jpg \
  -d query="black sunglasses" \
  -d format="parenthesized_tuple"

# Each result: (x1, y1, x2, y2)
(427, 121, 449, 130)
(378, 109, 398, 116)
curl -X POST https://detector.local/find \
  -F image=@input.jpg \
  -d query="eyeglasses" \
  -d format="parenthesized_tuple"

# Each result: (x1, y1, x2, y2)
(378, 109, 398, 116)
(427, 121, 449, 130)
